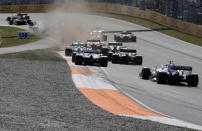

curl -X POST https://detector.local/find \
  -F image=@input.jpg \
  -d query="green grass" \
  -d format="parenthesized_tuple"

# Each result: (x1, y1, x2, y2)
(0, 49, 64, 61)
(0, 26, 41, 48)
(94, 12, 202, 46)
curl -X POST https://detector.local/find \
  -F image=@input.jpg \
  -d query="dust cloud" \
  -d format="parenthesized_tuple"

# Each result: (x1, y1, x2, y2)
(42, 2, 93, 49)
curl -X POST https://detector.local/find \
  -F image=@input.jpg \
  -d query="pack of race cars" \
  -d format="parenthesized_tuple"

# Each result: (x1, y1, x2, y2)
(65, 32, 143, 67)
(65, 29, 199, 87)
(6, 14, 199, 87)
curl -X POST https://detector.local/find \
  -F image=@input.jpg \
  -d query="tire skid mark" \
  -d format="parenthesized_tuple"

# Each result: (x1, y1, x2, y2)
(59, 52, 202, 130)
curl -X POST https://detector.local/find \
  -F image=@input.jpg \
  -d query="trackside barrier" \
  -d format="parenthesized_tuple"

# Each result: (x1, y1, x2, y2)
(0, 2, 202, 37)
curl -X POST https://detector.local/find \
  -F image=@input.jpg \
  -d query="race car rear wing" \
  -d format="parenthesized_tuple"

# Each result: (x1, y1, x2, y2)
(120, 49, 136, 53)
(170, 66, 192, 71)
(108, 42, 122, 46)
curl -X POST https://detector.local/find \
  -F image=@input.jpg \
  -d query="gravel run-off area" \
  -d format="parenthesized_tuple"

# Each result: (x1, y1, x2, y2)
(0, 58, 194, 131)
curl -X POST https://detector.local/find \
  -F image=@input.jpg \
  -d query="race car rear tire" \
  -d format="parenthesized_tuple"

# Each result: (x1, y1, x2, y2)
(141, 68, 151, 80)
(108, 53, 112, 61)
(114, 35, 117, 41)
(101, 48, 109, 56)
(114, 36, 121, 42)
(131, 36, 136, 42)
(102, 35, 107, 41)
(75, 56, 82, 65)
(100, 58, 108, 67)
(28, 21, 34, 26)
(65, 48, 73, 56)
(72, 53, 76, 63)
(16, 21, 21, 25)
(9, 20, 13, 25)
(157, 72, 168, 84)
(134, 56, 142, 65)
(111, 55, 119, 64)
(187, 74, 199, 87)
(123, 37, 129, 42)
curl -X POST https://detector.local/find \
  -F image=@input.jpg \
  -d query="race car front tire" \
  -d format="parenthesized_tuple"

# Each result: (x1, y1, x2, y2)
(141, 68, 151, 80)
(187, 74, 199, 87)
(6, 17, 11, 21)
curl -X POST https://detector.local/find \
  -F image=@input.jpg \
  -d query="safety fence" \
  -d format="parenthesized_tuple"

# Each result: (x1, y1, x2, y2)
(0, 2, 202, 38)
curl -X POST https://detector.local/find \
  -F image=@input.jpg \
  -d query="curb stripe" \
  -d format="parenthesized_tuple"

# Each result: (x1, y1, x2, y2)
(79, 88, 164, 117)
(70, 66, 92, 75)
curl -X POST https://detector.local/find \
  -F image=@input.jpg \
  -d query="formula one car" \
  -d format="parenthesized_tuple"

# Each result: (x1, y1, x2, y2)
(6, 13, 33, 26)
(111, 49, 142, 65)
(139, 61, 199, 87)
(87, 39, 105, 50)
(90, 28, 107, 41)
(65, 42, 88, 56)
(107, 42, 126, 61)
(73, 50, 108, 67)
(114, 31, 136, 42)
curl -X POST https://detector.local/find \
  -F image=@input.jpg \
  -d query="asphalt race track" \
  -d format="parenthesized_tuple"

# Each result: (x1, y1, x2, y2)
(1, 13, 202, 126)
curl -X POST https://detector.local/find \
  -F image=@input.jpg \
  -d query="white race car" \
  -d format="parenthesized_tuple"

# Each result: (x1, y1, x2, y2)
(114, 31, 136, 42)
(73, 50, 108, 67)
(111, 49, 142, 65)
(140, 61, 199, 87)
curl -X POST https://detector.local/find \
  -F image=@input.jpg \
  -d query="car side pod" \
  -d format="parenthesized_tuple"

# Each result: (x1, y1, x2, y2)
(156, 72, 168, 84)
(140, 67, 151, 80)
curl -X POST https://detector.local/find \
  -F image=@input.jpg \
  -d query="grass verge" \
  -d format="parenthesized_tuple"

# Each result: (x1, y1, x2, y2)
(94, 12, 202, 47)
(0, 49, 64, 61)
(0, 26, 41, 48)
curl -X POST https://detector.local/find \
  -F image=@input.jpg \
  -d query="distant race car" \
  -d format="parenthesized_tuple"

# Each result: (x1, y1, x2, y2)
(90, 28, 107, 41)
(87, 39, 104, 50)
(6, 13, 33, 26)
(73, 50, 108, 67)
(65, 42, 88, 56)
(111, 49, 142, 65)
(139, 61, 199, 87)
(114, 31, 136, 42)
